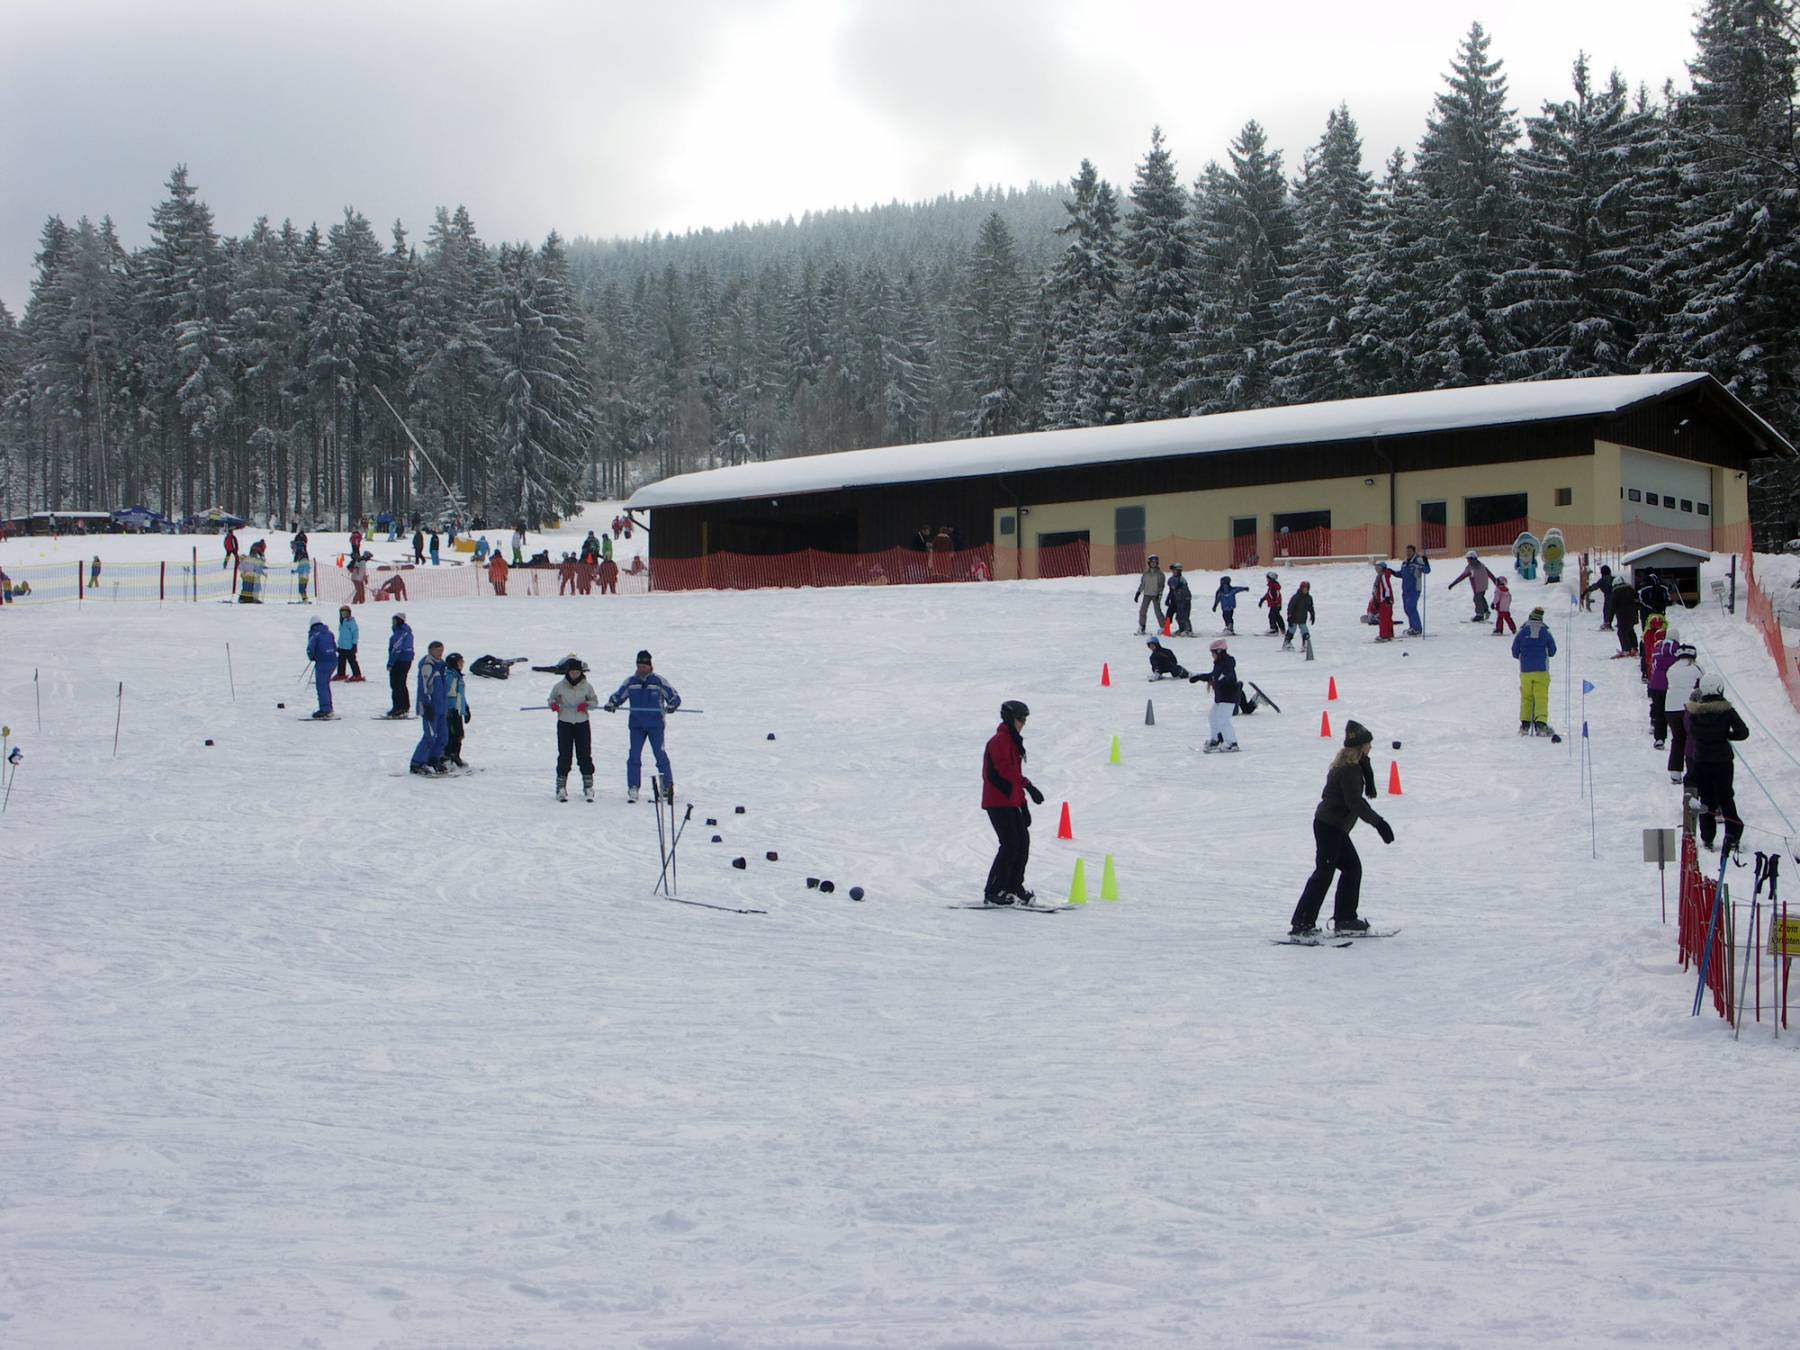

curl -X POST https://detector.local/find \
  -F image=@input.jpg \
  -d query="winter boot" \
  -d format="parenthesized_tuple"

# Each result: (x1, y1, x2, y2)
(410, 762, 436, 777)
(583, 774, 595, 803)
(1519, 721, 1531, 735)
(627, 785, 639, 803)
(662, 780, 675, 802)
(986, 893, 1016, 906)
(1333, 916, 1371, 933)
(1533, 721, 1551, 737)
(556, 775, 569, 802)
(1289, 923, 1319, 937)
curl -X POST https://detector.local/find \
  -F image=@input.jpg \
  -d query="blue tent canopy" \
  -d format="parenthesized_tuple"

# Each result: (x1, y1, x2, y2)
(111, 505, 169, 530)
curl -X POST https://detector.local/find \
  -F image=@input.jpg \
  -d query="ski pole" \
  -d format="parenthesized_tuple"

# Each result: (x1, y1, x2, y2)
(112, 682, 123, 758)
(227, 642, 236, 701)
(654, 795, 695, 896)
(2, 747, 19, 813)
(299, 660, 313, 686)
(34, 667, 41, 731)
(652, 775, 669, 893)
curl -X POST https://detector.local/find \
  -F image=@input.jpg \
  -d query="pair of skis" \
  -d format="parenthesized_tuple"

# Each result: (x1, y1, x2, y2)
(1272, 927, 1402, 947)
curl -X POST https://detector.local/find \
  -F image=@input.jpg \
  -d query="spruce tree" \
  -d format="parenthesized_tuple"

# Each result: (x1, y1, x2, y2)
(1121, 127, 1193, 419)
(959, 212, 1028, 436)
(1043, 160, 1125, 429)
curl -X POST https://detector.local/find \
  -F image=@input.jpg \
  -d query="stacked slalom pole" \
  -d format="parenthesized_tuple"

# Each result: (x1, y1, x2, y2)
(650, 774, 695, 898)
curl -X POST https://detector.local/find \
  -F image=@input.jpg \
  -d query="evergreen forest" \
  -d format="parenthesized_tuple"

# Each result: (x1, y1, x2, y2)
(4, 5, 1799, 545)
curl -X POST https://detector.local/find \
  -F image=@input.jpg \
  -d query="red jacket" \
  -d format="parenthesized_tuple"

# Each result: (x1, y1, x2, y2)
(981, 723, 1031, 809)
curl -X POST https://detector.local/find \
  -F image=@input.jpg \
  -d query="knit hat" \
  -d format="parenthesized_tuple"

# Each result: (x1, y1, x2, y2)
(559, 653, 587, 673)
(1529, 606, 1545, 620)
(636, 649, 653, 664)
(1209, 638, 1228, 653)
(1342, 719, 1374, 748)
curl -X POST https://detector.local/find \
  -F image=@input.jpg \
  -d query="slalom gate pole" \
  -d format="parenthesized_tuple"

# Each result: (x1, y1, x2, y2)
(112, 682, 123, 758)
(2, 758, 16, 813)
(35, 668, 41, 731)
(227, 643, 236, 702)
(652, 775, 669, 894)
(1692, 843, 1734, 1017)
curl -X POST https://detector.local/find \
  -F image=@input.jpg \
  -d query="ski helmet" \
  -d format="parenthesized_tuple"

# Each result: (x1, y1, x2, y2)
(999, 699, 1030, 723)
(1170, 562, 1184, 572)
(445, 652, 463, 668)
(1147, 553, 1159, 563)
(1146, 636, 1161, 647)
(1465, 548, 1478, 559)
(1209, 638, 1228, 653)
(1265, 570, 1277, 581)
(559, 653, 587, 673)
(1663, 626, 1680, 645)
(1696, 673, 1726, 699)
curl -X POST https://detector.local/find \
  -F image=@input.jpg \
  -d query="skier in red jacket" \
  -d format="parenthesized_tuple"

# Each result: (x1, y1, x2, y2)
(981, 700, 1044, 906)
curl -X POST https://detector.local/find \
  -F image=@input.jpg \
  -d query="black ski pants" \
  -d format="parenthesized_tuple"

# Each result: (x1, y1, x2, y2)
(1667, 719, 1688, 776)
(1688, 761, 1742, 853)
(985, 806, 1032, 900)
(1290, 820, 1363, 929)
(1617, 616, 1638, 655)
(447, 711, 465, 761)
(389, 659, 412, 714)
(556, 720, 594, 780)
(335, 645, 362, 680)
(1649, 688, 1668, 743)
(1267, 608, 1286, 635)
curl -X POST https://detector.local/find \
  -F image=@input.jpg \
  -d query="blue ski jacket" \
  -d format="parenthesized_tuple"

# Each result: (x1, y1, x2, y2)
(444, 666, 469, 719)
(1213, 581, 1249, 613)
(306, 621, 337, 665)
(606, 671, 682, 726)
(1511, 620, 1558, 673)
(415, 654, 446, 716)
(1399, 554, 1431, 599)
(337, 616, 359, 651)
(389, 622, 414, 666)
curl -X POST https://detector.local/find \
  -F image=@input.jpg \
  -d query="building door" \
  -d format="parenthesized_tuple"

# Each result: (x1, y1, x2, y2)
(1037, 530, 1090, 578)
(1231, 516, 1258, 567)
(1419, 500, 1446, 552)
(1115, 506, 1146, 576)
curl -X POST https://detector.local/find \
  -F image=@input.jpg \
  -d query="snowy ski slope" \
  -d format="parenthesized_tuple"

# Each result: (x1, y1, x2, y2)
(3, 510, 1798, 1347)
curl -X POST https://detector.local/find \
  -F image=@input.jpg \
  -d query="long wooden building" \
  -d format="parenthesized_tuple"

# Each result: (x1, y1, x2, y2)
(627, 374, 1792, 580)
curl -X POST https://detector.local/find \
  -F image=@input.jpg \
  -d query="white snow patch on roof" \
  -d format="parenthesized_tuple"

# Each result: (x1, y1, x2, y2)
(628, 373, 1717, 510)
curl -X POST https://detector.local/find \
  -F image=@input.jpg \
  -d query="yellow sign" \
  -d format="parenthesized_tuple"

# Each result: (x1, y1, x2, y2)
(1769, 917, 1800, 959)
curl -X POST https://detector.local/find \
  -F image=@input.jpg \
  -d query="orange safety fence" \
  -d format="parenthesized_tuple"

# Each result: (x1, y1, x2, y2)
(1743, 535, 1800, 720)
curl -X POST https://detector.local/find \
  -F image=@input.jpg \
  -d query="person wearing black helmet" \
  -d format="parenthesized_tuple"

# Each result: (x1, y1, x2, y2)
(981, 700, 1045, 906)
(1288, 720, 1395, 936)
(547, 655, 598, 801)
(443, 652, 471, 770)
(1145, 635, 1188, 680)
(1684, 672, 1750, 854)
(1165, 563, 1194, 636)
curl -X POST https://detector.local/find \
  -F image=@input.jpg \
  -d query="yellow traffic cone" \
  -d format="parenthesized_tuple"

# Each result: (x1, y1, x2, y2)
(1108, 734, 1122, 765)
(1100, 854, 1119, 901)
(1067, 857, 1089, 905)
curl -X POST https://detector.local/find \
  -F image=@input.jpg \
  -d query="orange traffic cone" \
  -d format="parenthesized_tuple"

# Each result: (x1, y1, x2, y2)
(1327, 676, 1339, 701)
(1388, 760, 1403, 795)
(1161, 615, 1172, 636)
(1057, 801, 1073, 839)
(1320, 710, 1332, 739)
(1101, 662, 1112, 687)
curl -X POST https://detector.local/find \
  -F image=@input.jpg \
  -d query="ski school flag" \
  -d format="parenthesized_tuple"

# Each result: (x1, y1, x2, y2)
(1582, 720, 1590, 739)
(1582, 680, 1595, 694)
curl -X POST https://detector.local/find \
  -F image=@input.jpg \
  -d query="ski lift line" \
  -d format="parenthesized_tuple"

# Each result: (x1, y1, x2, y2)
(1676, 634, 1800, 831)
(372, 384, 465, 518)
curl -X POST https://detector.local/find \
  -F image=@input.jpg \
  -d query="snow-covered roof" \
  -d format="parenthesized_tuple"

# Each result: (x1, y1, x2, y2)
(1620, 542, 1713, 565)
(628, 373, 1760, 511)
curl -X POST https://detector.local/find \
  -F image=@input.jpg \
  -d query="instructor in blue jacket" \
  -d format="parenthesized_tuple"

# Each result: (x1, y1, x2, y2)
(305, 620, 337, 719)
(604, 649, 682, 803)
(1398, 544, 1431, 635)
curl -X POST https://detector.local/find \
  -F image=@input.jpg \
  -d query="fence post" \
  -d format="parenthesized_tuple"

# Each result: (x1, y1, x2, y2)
(160, 560, 165, 601)
(77, 561, 83, 601)
(192, 546, 197, 601)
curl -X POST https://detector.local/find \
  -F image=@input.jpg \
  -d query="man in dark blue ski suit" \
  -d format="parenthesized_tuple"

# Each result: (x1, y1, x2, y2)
(306, 620, 338, 718)
(605, 649, 683, 802)
(1398, 545, 1431, 635)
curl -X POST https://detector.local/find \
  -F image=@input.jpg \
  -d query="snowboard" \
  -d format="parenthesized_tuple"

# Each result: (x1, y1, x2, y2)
(1335, 927, 1401, 939)
(296, 713, 340, 721)
(1246, 681, 1281, 713)
(390, 765, 483, 778)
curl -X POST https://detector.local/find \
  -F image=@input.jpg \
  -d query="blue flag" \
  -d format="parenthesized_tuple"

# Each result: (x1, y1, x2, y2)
(1582, 680, 1595, 694)
(1582, 720, 1590, 738)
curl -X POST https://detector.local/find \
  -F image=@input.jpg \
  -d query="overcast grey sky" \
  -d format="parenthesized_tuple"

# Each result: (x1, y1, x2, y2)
(1, 0, 1703, 313)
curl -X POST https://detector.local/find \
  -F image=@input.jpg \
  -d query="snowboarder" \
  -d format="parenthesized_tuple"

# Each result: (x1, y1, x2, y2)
(547, 655, 598, 801)
(981, 699, 1044, 906)
(1511, 604, 1557, 735)
(474, 535, 490, 562)
(1287, 719, 1394, 935)
(1189, 639, 1244, 751)
(1583, 563, 1614, 627)
(1684, 673, 1750, 855)
(410, 641, 449, 775)
(295, 552, 312, 603)
(1369, 559, 1397, 640)
(1146, 636, 1188, 680)
(1398, 544, 1430, 635)
(305, 619, 337, 718)
(603, 649, 682, 802)
(1134, 554, 1166, 634)
(1447, 549, 1492, 621)
(443, 652, 471, 769)
(1164, 563, 1194, 636)
(1259, 571, 1286, 636)
(386, 612, 415, 716)
(237, 541, 267, 603)
(1491, 575, 1515, 635)
(1212, 575, 1249, 634)
(1284, 580, 1315, 656)
(334, 605, 362, 682)
(1611, 577, 1641, 656)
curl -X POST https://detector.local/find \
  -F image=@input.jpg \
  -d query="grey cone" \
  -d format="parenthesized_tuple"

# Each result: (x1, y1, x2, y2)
(1145, 699, 1155, 726)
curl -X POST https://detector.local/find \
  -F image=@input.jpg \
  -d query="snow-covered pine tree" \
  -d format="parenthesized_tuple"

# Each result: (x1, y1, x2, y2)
(1122, 127, 1193, 420)
(1176, 122, 1298, 414)
(1043, 160, 1125, 429)
(1494, 57, 1646, 380)
(14, 217, 74, 510)
(410, 205, 498, 520)
(227, 216, 302, 519)
(1405, 22, 1524, 388)
(1345, 149, 1434, 395)
(959, 211, 1029, 437)
(1272, 105, 1375, 405)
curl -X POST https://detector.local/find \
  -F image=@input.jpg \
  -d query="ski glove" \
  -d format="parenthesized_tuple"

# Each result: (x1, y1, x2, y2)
(1189, 673, 1207, 684)
(462, 709, 471, 722)
(549, 701, 561, 711)
(1373, 816, 1395, 845)
(1025, 783, 1044, 805)
(604, 703, 619, 713)
(576, 703, 588, 712)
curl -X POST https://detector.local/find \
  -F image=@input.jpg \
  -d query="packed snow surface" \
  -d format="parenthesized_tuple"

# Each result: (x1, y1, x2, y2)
(4, 510, 1800, 1347)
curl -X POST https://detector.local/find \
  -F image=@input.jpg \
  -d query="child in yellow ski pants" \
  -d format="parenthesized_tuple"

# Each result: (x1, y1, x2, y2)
(1518, 670, 1551, 725)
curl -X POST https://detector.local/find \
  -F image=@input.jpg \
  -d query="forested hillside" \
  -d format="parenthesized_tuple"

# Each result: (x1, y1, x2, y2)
(4, 5, 1797, 543)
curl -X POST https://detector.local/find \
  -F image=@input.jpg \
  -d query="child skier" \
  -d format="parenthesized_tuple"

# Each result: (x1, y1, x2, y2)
(603, 649, 683, 802)
(305, 619, 337, 719)
(444, 652, 471, 769)
(1511, 605, 1557, 735)
(1189, 638, 1244, 751)
(1134, 554, 1166, 634)
(1212, 575, 1249, 634)
(1447, 550, 1492, 621)
(410, 641, 449, 774)
(1287, 720, 1395, 936)
(1398, 544, 1430, 635)
(1284, 580, 1315, 655)
(1684, 673, 1750, 855)
(1259, 571, 1286, 636)
(1164, 564, 1194, 636)
(1146, 636, 1188, 680)
(1662, 642, 1702, 780)
(547, 655, 599, 801)
(333, 605, 362, 682)
(1370, 559, 1397, 640)
(1640, 610, 1667, 684)
(1646, 625, 1683, 749)
(1491, 576, 1515, 634)
(981, 699, 1045, 906)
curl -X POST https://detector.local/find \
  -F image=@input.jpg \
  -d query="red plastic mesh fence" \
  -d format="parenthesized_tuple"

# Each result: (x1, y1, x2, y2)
(1678, 831, 1733, 1021)
(1742, 533, 1800, 720)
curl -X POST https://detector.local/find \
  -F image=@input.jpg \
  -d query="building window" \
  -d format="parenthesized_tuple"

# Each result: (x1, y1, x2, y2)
(999, 515, 1015, 536)
(1697, 502, 1711, 517)
(1555, 487, 1573, 507)
(1627, 489, 1642, 502)
(1663, 495, 1677, 508)
(1114, 505, 1145, 547)
(1680, 499, 1693, 513)
(1272, 510, 1331, 557)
